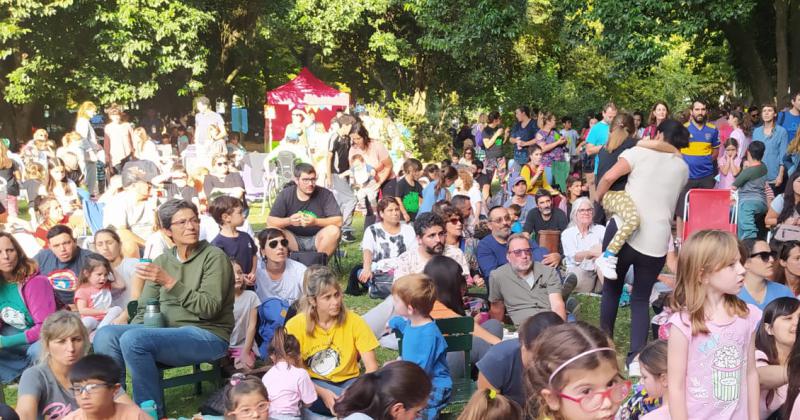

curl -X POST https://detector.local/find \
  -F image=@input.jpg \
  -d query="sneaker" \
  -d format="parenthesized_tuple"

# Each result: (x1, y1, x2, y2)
(341, 231, 356, 243)
(595, 255, 618, 280)
(561, 272, 578, 300)
(565, 296, 581, 315)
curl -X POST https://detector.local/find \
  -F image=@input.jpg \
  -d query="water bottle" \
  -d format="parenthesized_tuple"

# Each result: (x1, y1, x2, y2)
(143, 299, 165, 328)
(140, 400, 158, 419)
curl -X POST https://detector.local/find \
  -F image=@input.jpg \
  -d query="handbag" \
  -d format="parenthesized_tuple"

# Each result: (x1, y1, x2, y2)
(774, 223, 800, 242)
(368, 270, 394, 299)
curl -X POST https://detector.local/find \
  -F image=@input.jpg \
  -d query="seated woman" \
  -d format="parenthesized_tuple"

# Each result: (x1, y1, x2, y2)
(765, 170, 800, 228)
(754, 297, 798, 420)
(739, 239, 795, 310)
(560, 197, 606, 293)
(32, 196, 82, 247)
(93, 228, 145, 320)
(93, 199, 234, 418)
(38, 158, 81, 218)
(16, 311, 133, 420)
(333, 361, 432, 420)
(253, 228, 307, 306)
(424, 255, 499, 376)
(285, 266, 379, 416)
(0, 232, 57, 387)
(350, 197, 416, 295)
(432, 202, 481, 285)
(776, 241, 800, 296)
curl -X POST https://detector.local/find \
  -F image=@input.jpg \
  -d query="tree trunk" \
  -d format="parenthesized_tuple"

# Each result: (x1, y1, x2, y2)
(722, 21, 775, 104)
(790, 0, 800, 92)
(776, 0, 790, 105)
(0, 101, 35, 151)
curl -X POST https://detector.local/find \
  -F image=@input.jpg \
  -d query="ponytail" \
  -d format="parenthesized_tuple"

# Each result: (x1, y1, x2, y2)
(267, 327, 302, 368)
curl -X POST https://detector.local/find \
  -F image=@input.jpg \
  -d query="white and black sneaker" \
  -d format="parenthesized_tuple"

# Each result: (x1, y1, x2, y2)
(341, 231, 356, 243)
(595, 255, 618, 280)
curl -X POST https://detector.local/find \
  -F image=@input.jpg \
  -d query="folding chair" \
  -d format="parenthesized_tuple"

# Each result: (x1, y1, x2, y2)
(681, 188, 738, 241)
(394, 316, 476, 412)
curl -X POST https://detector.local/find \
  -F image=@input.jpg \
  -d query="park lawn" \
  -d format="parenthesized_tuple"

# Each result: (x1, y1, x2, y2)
(3, 199, 633, 417)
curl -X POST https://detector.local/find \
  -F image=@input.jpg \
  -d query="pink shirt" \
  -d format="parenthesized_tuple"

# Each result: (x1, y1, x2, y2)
(716, 154, 742, 190)
(348, 141, 395, 181)
(62, 403, 148, 420)
(668, 304, 762, 420)
(262, 361, 317, 416)
(755, 349, 786, 419)
(641, 405, 670, 420)
(74, 284, 113, 321)
(790, 395, 800, 420)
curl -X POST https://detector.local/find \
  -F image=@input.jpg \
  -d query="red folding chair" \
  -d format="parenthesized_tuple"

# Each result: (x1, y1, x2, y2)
(681, 189, 738, 241)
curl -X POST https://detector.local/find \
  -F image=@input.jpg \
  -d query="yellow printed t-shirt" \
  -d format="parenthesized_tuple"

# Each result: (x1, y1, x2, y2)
(520, 164, 559, 196)
(285, 310, 379, 383)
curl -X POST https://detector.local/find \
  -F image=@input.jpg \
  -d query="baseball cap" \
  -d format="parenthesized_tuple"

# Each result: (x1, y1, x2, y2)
(510, 175, 526, 187)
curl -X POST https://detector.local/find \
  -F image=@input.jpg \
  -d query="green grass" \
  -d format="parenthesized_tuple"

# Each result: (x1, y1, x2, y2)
(3, 198, 635, 415)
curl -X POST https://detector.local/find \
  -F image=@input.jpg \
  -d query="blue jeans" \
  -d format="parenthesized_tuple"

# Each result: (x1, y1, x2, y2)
(0, 324, 41, 383)
(93, 324, 228, 417)
(738, 200, 766, 239)
(307, 377, 358, 416)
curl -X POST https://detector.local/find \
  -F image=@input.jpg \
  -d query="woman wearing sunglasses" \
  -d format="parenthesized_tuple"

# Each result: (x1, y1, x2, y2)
(253, 228, 307, 306)
(738, 239, 794, 310)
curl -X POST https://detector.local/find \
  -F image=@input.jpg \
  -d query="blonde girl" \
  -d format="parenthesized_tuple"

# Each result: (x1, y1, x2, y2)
(132, 127, 160, 164)
(22, 161, 46, 203)
(525, 322, 630, 420)
(667, 229, 761, 420)
(457, 388, 522, 420)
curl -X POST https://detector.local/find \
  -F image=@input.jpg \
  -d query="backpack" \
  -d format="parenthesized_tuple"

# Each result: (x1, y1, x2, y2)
(256, 297, 291, 359)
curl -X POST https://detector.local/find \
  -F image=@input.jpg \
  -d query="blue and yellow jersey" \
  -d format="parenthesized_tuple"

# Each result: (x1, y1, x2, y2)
(682, 121, 719, 179)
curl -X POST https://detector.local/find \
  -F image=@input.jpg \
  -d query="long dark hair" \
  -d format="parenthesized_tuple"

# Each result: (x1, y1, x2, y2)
(267, 327, 302, 368)
(333, 361, 432, 420)
(349, 122, 372, 149)
(0, 232, 38, 285)
(779, 171, 800, 225)
(784, 310, 800, 419)
(756, 297, 800, 408)
(776, 241, 800, 293)
(424, 255, 467, 316)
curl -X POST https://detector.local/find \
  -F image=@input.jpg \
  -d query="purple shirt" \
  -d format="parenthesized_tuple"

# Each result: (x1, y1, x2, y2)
(537, 129, 565, 167)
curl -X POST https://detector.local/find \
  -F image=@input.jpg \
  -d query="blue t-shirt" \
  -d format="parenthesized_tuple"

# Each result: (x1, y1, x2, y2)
(475, 338, 524, 406)
(34, 248, 98, 307)
(389, 317, 452, 390)
(737, 281, 795, 311)
(586, 121, 610, 172)
(779, 111, 800, 142)
(682, 121, 720, 180)
(419, 180, 447, 215)
(753, 125, 790, 182)
(211, 231, 258, 274)
(510, 120, 539, 164)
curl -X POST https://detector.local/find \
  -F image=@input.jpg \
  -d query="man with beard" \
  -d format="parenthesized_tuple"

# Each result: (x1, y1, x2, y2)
(267, 163, 342, 256)
(676, 100, 719, 238)
(522, 191, 568, 237)
(389, 212, 469, 278)
(477, 206, 557, 278)
(488, 233, 566, 325)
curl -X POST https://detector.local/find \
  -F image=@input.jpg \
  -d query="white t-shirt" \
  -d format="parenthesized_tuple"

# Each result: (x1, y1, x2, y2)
(102, 191, 157, 239)
(254, 258, 307, 305)
(111, 258, 138, 307)
(361, 223, 417, 272)
(143, 232, 171, 260)
(231, 290, 261, 354)
(621, 146, 688, 257)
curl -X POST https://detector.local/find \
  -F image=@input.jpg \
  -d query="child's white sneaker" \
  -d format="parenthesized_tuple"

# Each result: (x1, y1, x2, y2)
(595, 255, 618, 280)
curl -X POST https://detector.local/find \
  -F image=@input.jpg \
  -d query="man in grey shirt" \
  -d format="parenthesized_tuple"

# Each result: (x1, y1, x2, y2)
(489, 233, 566, 325)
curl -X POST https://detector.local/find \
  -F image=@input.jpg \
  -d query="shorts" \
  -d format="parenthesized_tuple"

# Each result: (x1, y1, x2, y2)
(295, 235, 317, 252)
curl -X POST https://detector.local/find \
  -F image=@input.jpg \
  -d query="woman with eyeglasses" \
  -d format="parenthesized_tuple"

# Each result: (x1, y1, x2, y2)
(737, 239, 794, 310)
(93, 200, 234, 418)
(16, 311, 133, 420)
(253, 228, 307, 306)
(560, 197, 606, 294)
(203, 153, 248, 215)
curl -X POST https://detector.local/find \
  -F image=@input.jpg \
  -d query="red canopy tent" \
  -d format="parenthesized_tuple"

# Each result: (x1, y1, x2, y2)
(265, 68, 350, 142)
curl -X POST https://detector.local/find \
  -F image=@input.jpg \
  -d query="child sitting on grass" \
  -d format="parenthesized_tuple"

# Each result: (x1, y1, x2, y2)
(62, 354, 148, 420)
(389, 274, 452, 420)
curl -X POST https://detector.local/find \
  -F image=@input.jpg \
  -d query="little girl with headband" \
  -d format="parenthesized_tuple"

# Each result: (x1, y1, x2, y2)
(524, 322, 630, 420)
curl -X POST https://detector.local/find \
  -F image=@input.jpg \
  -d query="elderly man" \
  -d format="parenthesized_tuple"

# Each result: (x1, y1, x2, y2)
(94, 200, 234, 418)
(476, 206, 556, 278)
(34, 225, 98, 307)
(489, 233, 566, 325)
(267, 163, 342, 256)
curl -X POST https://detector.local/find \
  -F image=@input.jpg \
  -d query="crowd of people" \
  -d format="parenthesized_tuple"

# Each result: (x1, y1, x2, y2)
(1, 94, 800, 420)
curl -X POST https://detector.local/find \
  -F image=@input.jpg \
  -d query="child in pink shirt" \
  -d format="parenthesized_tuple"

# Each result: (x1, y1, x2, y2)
(667, 230, 761, 420)
(74, 255, 124, 336)
(716, 138, 742, 189)
(261, 327, 317, 419)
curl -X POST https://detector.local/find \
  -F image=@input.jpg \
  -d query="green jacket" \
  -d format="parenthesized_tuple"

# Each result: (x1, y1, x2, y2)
(133, 240, 234, 342)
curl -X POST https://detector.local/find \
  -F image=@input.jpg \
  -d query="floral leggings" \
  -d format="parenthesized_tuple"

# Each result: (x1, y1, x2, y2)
(602, 190, 640, 255)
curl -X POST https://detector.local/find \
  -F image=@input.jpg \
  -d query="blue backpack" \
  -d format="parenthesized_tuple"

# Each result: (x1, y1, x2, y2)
(256, 297, 291, 359)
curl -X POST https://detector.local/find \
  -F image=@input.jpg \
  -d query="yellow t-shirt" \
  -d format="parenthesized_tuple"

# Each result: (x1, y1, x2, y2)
(520, 164, 559, 196)
(285, 310, 379, 383)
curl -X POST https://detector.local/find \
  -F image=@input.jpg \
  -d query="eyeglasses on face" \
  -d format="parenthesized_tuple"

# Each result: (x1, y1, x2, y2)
(230, 401, 270, 418)
(508, 248, 532, 257)
(267, 238, 289, 249)
(448, 217, 463, 225)
(71, 383, 114, 395)
(490, 215, 511, 224)
(577, 208, 593, 214)
(170, 217, 200, 227)
(299, 177, 318, 184)
(559, 380, 631, 412)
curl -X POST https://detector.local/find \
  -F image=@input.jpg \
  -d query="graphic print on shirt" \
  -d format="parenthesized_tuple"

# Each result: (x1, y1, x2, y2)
(712, 345, 742, 401)
(306, 347, 340, 377)
(47, 268, 79, 292)
(1, 306, 27, 330)
(42, 402, 74, 420)
(369, 226, 409, 263)
(686, 330, 746, 411)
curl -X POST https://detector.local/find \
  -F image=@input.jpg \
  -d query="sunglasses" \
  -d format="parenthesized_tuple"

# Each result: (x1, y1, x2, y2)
(267, 238, 289, 249)
(448, 217, 462, 225)
(750, 251, 773, 262)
